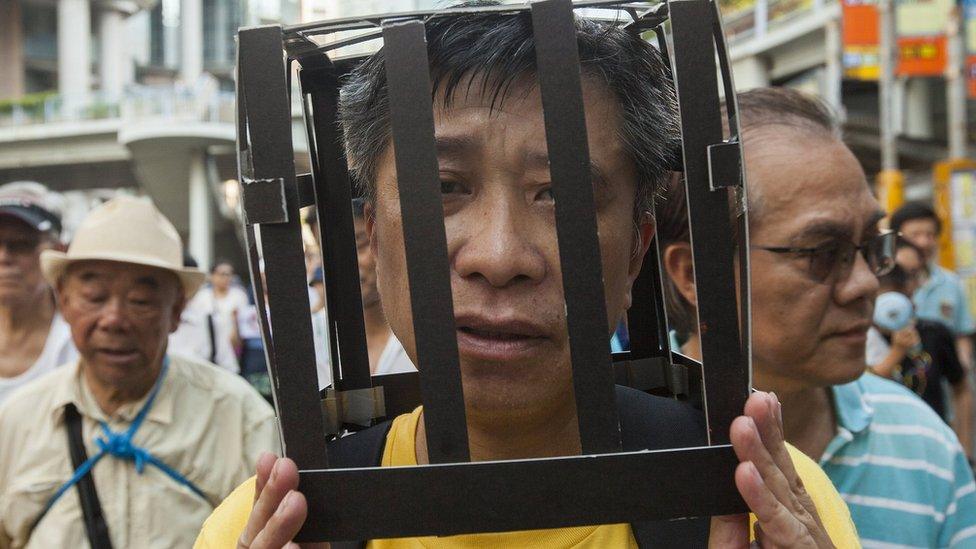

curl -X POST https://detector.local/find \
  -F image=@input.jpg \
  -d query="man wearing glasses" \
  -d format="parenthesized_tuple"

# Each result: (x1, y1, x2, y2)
(660, 87, 976, 547)
(0, 181, 77, 405)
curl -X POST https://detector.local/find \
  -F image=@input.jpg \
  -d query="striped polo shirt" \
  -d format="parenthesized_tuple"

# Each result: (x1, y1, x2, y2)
(822, 373, 976, 548)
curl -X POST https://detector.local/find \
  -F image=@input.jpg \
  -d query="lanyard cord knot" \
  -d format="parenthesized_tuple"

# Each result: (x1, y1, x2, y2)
(34, 358, 208, 531)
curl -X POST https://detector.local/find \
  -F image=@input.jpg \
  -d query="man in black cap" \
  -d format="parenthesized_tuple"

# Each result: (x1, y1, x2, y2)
(0, 181, 77, 404)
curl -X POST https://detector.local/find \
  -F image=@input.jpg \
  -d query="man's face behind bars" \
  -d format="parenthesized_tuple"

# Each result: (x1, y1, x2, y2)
(367, 76, 653, 428)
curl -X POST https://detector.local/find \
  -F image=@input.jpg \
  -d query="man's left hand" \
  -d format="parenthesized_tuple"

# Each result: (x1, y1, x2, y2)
(708, 391, 834, 548)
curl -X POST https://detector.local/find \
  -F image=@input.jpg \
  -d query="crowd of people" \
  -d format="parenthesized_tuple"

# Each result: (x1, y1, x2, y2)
(0, 3, 975, 548)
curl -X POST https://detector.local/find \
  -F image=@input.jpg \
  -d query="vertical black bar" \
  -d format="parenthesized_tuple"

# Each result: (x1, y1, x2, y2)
(381, 20, 470, 463)
(300, 65, 373, 391)
(710, 1, 753, 379)
(531, 0, 622, 454)
(670, 0, 748, 444)
(238, 25, 329, 468)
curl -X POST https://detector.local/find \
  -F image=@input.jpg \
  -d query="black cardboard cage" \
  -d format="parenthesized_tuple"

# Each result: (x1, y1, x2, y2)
(235, 0, 753, 542)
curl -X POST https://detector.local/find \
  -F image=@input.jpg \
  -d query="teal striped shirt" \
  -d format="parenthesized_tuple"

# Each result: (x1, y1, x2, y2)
(823, 373, 976, 548)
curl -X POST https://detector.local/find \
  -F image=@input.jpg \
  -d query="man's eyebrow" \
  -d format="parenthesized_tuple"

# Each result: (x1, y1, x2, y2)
(524, 150, 609, 188)
(77, 271, 106, 282)
(434, 134, 480, 159)
(134, 276, 161, 290)
(792, 220, 852, 243)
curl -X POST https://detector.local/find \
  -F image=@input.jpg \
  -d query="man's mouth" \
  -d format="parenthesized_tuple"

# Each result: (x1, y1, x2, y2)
(454, 315, 549, 361)
(96, 348, 140, 362)
(826, 323, 870, 342)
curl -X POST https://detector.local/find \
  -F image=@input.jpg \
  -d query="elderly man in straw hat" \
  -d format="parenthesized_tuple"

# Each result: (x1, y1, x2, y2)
(0, 196, 277, 548)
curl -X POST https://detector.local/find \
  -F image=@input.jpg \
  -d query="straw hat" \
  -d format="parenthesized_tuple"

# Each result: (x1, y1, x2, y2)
(40, 196, 205, 297)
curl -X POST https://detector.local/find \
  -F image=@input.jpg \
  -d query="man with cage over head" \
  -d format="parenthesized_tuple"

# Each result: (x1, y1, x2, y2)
(197, 3, 860, 547)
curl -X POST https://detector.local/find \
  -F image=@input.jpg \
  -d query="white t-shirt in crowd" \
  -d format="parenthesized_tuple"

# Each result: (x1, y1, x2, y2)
(0, 314, 77, 404)
(311, 310, 416, 390)
(168, 301, 239, 373)
(194, 285, 251, 341)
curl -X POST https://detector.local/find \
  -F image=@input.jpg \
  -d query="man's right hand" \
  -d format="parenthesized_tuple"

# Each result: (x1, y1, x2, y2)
(237, 452, 322, 549)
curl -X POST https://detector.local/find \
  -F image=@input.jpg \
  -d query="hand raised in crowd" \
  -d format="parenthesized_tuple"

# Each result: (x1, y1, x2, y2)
(709, 392, 834, 548)
(238, 391, 832, 548)
(237, 452, 322, 549)
(891, 325, 921, 353)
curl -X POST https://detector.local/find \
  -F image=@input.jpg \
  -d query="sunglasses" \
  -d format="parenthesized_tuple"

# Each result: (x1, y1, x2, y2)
(753, 230, 896, 284)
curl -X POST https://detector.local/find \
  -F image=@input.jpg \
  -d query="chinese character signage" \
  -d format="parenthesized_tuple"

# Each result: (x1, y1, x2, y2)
(842, 0, 951, 80)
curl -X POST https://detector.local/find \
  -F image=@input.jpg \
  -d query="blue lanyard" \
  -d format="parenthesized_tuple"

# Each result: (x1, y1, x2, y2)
(38, 358, 208, 522)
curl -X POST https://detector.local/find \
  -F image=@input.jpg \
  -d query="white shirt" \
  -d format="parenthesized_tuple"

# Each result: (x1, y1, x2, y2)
(194, 286, 251, 340)
(375, 334, 416, 376)
(168, 303, 239, 374)
(0, 355, 278, 549)
(0, 314, 77, 405)
(311, 312, 416, 389)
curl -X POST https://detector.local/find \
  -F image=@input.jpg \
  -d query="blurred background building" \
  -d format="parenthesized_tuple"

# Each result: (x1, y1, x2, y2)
(0, 0, 433, 270)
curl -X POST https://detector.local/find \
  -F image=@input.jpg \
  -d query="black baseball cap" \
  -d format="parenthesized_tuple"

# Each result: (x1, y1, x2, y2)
(0, 182, 63, 236)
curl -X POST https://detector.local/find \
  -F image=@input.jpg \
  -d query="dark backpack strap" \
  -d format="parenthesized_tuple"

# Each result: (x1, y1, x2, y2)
(65, 403, 114, 549)
(614, 385, 711, 548)
(207, 314, 218, 364)
(327, 421, 394, 549)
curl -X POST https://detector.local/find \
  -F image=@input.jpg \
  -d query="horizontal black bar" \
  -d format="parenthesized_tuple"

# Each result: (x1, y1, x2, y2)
(296, 445, 743, 542)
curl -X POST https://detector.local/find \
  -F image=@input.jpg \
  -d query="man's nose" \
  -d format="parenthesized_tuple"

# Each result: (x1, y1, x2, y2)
(453, 204, 547, 288)
(95, 297, 131, 331)
(836, 251, 880, 304)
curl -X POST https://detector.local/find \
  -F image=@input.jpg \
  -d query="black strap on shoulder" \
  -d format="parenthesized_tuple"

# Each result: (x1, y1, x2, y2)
(327, 420, 394, 549)
(64, 403, 114, 549)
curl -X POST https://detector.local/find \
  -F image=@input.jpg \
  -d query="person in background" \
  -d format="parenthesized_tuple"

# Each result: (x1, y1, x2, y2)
(890, 202, 975, 371)
(660, 87, 976, 546)
(0, 196, 277, 548)
(866, 238, 973, 456)
(0, 181, 77, 405)
(168, 253, 239, 372)
(305, 199, 416, 384)
(352, 198, 414, 376)
(193, 259, 251, 362)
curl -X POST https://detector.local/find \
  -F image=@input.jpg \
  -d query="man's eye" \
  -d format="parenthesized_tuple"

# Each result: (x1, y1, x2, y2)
(535, 187, 554, 203)
(440, 180, 467, 195)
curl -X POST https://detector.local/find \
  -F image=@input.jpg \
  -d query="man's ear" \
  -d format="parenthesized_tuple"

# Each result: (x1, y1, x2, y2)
(663, 242, 697, 308)
(169, 288, 187, 334)
(364, 200, 377, 256)
(623, 212, 656, 310)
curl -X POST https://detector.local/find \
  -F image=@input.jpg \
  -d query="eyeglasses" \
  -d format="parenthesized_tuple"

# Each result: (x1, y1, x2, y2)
(753, 230, 896, 284)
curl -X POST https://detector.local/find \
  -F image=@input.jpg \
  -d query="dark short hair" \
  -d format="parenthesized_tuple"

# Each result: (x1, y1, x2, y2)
(211, 259, 234, 274)
(890, 201, 942, 235)
(338, 1, 680, 217)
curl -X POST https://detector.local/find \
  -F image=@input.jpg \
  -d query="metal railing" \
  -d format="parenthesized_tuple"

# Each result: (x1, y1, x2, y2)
(720, 0, 830, 42)
(0, 85, 236, 128)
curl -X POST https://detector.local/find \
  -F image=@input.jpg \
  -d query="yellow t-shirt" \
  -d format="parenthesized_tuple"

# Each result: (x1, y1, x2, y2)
(195, 407, 860, 548)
